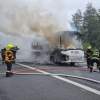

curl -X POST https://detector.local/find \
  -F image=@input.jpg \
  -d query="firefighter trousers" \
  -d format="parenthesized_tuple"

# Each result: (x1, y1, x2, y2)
(5, 62, 13, 77)
(90, 59, 99, 68)
(86, 58, 91, 68)
(6, 62, 12, 71)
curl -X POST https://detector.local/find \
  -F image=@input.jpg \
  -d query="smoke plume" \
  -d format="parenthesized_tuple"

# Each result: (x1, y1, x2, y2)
(0, 0, 71, 46)
(0, 0, 72, 63)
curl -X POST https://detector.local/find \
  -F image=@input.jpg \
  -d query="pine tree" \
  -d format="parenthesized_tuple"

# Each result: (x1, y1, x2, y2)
(83, 3, 98, 48)
(72, 9, 83, 30)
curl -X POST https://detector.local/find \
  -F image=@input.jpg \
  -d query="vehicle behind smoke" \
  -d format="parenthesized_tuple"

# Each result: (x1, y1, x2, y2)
(31, 31, 85, 65)
(50, 31, 84, 65)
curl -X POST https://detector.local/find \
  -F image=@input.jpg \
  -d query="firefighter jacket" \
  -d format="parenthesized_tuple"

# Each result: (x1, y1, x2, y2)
(11, 47, 19, 55)
(91, 52, 99, 60)
(85, 49, 93, 58)
(5, 50, 14, 62)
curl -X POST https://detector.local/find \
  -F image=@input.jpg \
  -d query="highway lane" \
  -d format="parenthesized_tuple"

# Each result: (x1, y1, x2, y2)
(19, 62, 100, 81)
(0, 62, 100, 100)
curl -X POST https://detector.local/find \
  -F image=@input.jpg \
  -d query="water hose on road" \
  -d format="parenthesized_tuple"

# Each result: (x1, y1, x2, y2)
(14, 68, 87, 73)
(13, 67, 97, 74)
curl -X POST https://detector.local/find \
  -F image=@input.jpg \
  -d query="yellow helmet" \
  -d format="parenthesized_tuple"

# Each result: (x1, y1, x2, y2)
(6, 44, 13, 50)
(14, 44, 18, 47)
(87, 46, 91, 49)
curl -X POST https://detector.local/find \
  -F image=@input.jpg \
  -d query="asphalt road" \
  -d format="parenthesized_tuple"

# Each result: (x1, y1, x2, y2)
(0, 62, 100, 100)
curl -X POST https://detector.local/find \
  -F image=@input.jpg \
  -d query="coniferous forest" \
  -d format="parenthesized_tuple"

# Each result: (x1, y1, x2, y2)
(72, 3, 100, 50)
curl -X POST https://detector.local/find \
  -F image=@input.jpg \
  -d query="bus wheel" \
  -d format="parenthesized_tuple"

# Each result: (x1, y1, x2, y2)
(70, 62, 75, 66)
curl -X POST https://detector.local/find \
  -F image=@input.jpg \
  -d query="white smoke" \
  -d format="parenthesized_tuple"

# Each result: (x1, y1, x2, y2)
(0, 0, 72, 63)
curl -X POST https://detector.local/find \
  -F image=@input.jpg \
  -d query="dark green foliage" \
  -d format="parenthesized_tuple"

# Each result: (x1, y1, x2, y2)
(72, 2, 100, 50)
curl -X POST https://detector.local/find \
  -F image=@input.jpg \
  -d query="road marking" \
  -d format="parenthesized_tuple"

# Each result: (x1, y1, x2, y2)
(17, 63, 100, 95)
(0, 72, 100, 84)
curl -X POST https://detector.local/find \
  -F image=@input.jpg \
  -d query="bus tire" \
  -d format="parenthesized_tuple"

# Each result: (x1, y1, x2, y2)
(70, 62, 75, 66)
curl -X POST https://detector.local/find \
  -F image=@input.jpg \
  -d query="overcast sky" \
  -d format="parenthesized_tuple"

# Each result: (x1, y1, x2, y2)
(67, 0, 100, 19)
(0, 0, 100, 37)
(11, 0, 100, 20)
(1, 0, 100, 20)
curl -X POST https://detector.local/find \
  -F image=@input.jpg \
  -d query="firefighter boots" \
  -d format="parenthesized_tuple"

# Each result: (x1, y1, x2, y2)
(6, 72, 13, 77)
(90, 68, 93, 72)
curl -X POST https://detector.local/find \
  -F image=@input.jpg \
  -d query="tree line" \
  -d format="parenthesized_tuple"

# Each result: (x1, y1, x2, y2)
(71, 2, 100, 50)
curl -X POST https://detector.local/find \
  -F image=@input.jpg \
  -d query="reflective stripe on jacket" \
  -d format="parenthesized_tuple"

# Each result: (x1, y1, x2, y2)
(91, 53, 99, 60)
(6, 70, 11, 72)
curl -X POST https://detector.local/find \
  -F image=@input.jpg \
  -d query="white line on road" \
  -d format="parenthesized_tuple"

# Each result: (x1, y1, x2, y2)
(17, 63, 100, 95)
(1, 72, 100, 84)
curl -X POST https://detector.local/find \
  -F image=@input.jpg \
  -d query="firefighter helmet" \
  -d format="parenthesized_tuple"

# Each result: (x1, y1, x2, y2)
(14, 44, 18, 47)
(87, 46, 91, 49)
(6, 44, 13, 50)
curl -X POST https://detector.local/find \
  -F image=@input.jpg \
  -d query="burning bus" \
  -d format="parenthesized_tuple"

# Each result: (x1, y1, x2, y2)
(31, 31, 85, 65)
(50, 31, 85, 65)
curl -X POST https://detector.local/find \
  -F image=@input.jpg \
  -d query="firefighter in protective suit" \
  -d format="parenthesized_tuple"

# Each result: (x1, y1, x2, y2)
(90, 50, 100, 72)
(85, 46, 93, 68)
(0, 46, 6, 64)
(5, 44, 14, 77)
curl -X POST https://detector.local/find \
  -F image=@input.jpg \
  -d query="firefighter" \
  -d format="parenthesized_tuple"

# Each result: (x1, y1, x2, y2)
(5, 44, 14, 77)
(14, 44, 19, 59)
(90, 50, 100, 72)
(0, 46, 6, 64)
(11, 44, 19, 63)
(85, 46, 93, 68)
